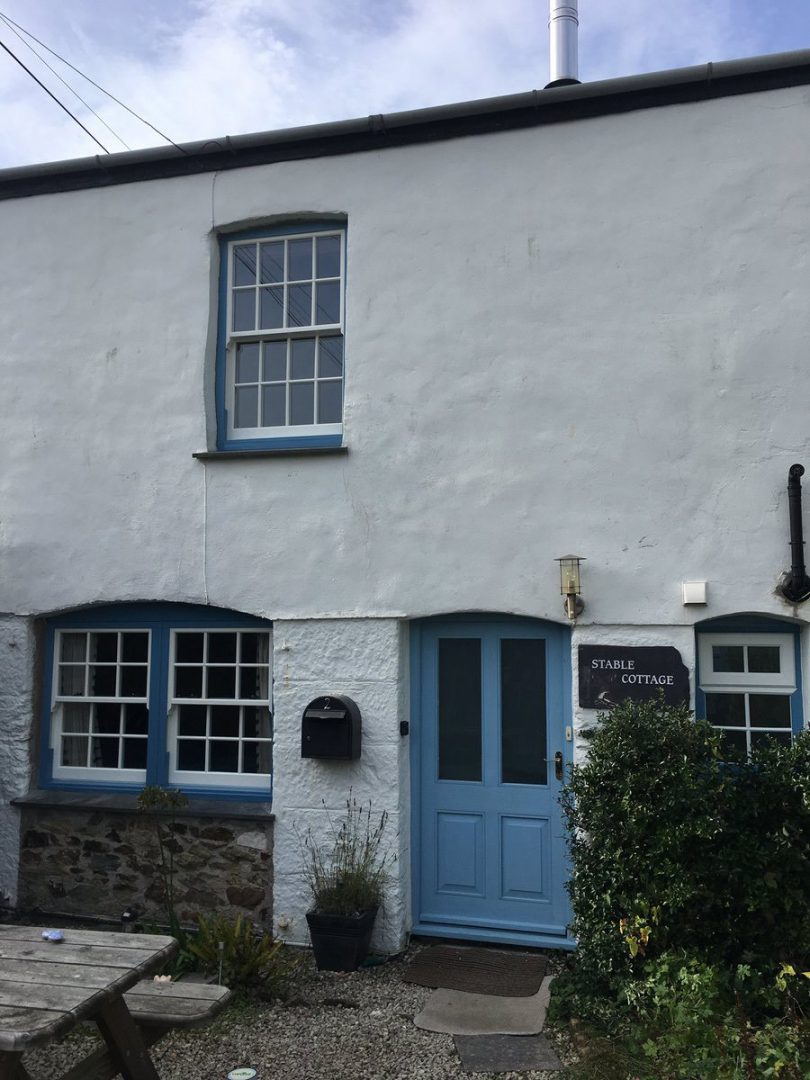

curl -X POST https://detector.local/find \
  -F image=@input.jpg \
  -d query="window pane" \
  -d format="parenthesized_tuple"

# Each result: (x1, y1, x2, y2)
(121, 633, 148, 663)
(712, 645, 744, 673)
(178, 704, 207, 736)
(287, 284, 312, 327)
(232, 289, 256, 332)
(94, 703, 121, 734)
(288, 238, 312, 281)
(60, 633, 86, 662)
(261, 385, 286, 427)
(210, 741, 239, 772)
(290, 382, 314, 425)
(318, 380, 343, 424)
(208, 633, 237, 662)
(91, 737, 119, 768)
(207, 666, 236, 699)
(234, 385, 258, 428)
(120, 665, 147, 698)
(263, 341, 287, 381)
(239, 667, 264, 699)
(240, 634, 263, 663)
(749, 694, 792, 728)
(175, 666, 203, 698)
(124, 703, 148, 735)
(59, 665, 86, 696)
(748, 646, 780, 673)
(316, 234, 341, 278)
(318, 336, 343, 378)
(438, 638, 482, 782)
(178, 740, 205, 771)
(259, 286, 283, 329)
(122, 738, 147, 769)
(176, 633, 204, 663)
(62, 703, 90, 733)
(315, 280, 340, 325)
(751, 730, 792, 752)
(705, 692, 745, 726)
(61, 736, 88, 766)
(89, 666, 116, 697)
(211, 705, 240, 737)
(259, 241, 284, 283)
(90, 633, 118, 663)
(243, 741, 272, 774)
(718, 729, 748, 758)
(236, 343, 260, 383)
(290, 338, 316, 380)
(243, 706, 272, 739)
(501, 639, 547, 785)
(233, 244, 256, 286)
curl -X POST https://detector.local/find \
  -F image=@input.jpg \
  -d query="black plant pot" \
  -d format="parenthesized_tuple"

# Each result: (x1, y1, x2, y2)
(305, 907, 378, 972)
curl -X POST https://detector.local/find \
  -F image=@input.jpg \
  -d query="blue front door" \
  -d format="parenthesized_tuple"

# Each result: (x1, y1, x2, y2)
(412, 618, 572, 948)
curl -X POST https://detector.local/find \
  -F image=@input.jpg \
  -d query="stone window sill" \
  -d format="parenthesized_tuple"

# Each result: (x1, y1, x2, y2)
(193, 446, 348, 461)
(12, 790, 273, 822)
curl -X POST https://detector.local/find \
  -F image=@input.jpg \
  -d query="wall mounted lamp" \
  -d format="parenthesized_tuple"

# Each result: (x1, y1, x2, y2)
(557, 554, 585, 620)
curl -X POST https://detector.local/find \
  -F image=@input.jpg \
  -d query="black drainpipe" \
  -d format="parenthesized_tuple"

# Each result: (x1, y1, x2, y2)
(780, 464, 810, 603)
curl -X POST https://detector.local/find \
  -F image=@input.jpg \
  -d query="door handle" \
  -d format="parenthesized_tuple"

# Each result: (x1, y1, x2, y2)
(554, 751, 564, 781)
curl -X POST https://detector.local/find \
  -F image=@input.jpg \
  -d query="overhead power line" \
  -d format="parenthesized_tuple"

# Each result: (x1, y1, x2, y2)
(0, 9, 187, 154)
(0, 37, 109, 153)
(0, 11, 129, 149)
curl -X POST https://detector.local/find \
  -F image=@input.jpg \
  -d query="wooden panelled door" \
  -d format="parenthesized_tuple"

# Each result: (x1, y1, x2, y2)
(412, 618, 572, 947)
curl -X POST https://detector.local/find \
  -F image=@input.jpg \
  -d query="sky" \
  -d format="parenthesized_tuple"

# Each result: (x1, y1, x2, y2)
(0, 1, 809, 170)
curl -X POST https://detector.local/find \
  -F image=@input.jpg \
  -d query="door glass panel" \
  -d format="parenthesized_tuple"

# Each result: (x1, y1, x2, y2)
(438, 638, 481, 782)
(501, 638, 547, 785)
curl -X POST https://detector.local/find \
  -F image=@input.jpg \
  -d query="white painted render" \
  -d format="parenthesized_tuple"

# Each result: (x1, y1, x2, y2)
(1, 82, 809, 932)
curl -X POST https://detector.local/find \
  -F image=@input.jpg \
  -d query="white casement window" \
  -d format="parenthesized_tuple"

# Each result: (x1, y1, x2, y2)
(698, 633, 797, 756)
(168, 630, 273, 789)
(52, 630, 151, 784)
(225, 230, 345, 441)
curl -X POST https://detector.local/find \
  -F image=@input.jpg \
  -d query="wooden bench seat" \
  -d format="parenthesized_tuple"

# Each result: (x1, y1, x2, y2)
(56, 980, 233, 1080)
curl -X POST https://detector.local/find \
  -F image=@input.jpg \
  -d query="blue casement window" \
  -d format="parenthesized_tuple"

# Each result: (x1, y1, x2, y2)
(216, 223, 346, 451)
(696, 619, 804, 757)
(42, 604, 273, 798)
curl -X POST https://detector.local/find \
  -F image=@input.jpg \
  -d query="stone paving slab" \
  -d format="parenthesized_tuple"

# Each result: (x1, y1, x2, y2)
(413, 976, 553, 1035)
(454, 1033, 562, 1073)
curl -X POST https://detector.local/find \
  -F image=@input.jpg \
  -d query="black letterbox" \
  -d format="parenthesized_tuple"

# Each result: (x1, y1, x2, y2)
(301, 695, 361, 760)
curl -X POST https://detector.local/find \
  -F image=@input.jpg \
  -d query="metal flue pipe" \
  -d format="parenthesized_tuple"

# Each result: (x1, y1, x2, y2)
(547, 1, 580, 87)
(781, 463, 810, 603)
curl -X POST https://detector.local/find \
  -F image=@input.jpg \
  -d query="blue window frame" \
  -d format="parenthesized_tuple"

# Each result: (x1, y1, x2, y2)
(216, 222, 346, 451)
(696, 617, 804, 757)
(41, 603, 273, 800)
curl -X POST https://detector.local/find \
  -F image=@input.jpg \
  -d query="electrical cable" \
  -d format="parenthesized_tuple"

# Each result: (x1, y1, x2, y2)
(0, 37, 108, 153)
(0, 9, 188, 154)
(0, 11, 129, 149)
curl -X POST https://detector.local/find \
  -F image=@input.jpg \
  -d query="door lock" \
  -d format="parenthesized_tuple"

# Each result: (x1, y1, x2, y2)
(554, 751, 564, 781)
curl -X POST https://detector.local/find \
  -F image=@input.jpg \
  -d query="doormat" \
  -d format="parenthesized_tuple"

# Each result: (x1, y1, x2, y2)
(402, 945, 548, 997)
(454, 1033, 562, 1073)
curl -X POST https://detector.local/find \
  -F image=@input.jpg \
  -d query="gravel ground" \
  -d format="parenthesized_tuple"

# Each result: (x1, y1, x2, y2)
(24, 945, 574, 1080)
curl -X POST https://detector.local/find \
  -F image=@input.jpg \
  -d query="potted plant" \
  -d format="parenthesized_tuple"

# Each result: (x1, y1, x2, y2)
(301, 796, 393, 971)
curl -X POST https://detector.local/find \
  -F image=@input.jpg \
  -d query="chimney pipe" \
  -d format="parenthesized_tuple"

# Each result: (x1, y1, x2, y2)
(547, 1, 580, 87)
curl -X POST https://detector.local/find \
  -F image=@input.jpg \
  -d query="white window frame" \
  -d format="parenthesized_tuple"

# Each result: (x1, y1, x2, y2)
(225, 229, 345, 443)
(698, 633, 796, 693)
(51, 628, 151, 785)
(167, 628, 273, 791)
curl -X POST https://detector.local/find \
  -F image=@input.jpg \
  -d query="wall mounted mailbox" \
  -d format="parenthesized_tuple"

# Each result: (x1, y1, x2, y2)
(301, 695, 362, 759)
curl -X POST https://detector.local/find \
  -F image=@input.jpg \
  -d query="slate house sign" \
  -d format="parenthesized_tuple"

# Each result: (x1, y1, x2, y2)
(578, 645, 689, 709)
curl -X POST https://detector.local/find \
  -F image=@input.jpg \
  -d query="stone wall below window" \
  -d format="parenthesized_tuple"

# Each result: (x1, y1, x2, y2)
(17, 806, 273, 926)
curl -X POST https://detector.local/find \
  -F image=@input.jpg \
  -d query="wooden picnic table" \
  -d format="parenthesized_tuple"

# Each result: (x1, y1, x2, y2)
(0, 924, 178, 1080)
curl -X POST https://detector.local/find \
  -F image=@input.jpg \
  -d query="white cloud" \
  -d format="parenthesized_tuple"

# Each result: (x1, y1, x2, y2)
(0, 0, 782, 169)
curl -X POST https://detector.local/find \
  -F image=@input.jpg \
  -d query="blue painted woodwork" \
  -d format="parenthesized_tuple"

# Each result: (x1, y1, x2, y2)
(40, 602, 273, 799)
(215, 220, 347, 452)
(411, 617, 573, 948)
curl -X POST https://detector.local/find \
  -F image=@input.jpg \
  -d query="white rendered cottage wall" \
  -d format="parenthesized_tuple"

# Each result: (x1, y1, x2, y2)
(270, 619, 410, 952)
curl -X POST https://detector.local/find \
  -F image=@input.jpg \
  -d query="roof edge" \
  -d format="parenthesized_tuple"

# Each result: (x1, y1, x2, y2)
(2, 47, 810, 201)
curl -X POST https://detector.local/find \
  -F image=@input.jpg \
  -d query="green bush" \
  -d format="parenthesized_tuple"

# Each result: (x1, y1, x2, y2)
(562, 699, 810, 989)
(187, 913, 297, 997)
